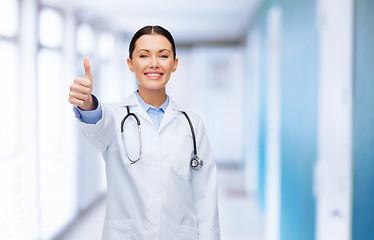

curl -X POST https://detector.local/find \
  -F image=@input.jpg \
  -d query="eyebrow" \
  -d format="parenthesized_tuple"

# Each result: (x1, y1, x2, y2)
(137, 49, 171, 53)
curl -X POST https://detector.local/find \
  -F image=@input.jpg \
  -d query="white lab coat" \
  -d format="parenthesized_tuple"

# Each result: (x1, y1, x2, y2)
(76, 92, 220, 240)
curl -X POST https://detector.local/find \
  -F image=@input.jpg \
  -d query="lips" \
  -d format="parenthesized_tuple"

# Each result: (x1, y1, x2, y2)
(144, 71, 164, 79)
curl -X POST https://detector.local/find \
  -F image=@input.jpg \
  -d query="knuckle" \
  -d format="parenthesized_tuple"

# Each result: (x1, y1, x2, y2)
(83, 87, 91, 94)
(83, 78, 91, 86)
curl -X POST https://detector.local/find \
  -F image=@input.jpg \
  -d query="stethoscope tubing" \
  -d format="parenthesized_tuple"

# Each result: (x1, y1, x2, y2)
(181, 111, 197, 156)
(121, 106, 142, 164)
(120, 106, 202, 169)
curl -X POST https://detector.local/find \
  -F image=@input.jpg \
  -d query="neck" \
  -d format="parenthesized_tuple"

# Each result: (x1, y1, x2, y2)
(138, 87, 167, 107)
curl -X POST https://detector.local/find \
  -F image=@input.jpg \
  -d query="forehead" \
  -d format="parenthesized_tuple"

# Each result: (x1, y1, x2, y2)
(134, 34, 172, 51)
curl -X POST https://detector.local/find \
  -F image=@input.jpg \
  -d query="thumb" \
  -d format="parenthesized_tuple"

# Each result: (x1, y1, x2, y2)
(84, 57, 92, 81)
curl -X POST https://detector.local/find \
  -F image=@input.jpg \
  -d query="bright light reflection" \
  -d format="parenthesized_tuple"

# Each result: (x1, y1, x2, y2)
(99, 32, 115, 60)
(39, 8, 64, 48)
(0, 0, 18, 37)
(0, 41, 18, 157)
(76, 24, 94, 55)
(37, 48, 64, 145)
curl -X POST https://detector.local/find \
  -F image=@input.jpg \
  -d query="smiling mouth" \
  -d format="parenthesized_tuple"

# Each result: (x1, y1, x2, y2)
(144, 72, 164, 79)
(145, 73, 163, 77)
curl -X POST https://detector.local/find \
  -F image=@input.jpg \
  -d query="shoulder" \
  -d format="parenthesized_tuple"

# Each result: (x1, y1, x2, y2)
(168, 96, 204, 126)
(101, 92, 138, 111)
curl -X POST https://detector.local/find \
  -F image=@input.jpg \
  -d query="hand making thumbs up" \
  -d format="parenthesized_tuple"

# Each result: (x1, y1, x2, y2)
(69, 57, 97, 110)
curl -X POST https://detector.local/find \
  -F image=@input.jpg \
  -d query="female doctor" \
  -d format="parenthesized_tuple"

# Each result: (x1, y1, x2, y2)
(68, 25, 220, 240)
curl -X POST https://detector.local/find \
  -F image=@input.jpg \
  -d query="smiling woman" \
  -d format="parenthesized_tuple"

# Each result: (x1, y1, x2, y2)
(127, 30, 178, 106)
(69, 25, 221, 240)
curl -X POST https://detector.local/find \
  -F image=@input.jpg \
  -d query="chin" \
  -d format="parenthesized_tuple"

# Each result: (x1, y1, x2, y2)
(139, 84, 167, 91)
(139, 82, 168, 90)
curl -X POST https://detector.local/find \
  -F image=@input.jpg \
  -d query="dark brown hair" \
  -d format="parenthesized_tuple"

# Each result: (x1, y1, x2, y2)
(129, 25, 176, 60)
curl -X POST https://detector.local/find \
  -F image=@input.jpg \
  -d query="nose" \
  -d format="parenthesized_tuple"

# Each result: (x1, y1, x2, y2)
(149, 56, 159, 68)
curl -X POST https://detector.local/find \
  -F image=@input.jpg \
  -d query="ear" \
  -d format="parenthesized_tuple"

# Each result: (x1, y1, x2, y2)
(127, 58, 135, 72)
(172, 58, 179, 73)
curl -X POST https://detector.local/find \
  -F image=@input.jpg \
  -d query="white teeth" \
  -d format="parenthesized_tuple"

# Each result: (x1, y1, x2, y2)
(147, 73, 161, 77)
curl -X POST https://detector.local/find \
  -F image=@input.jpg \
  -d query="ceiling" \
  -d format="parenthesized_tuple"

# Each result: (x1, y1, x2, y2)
(43, 0, 262, 44)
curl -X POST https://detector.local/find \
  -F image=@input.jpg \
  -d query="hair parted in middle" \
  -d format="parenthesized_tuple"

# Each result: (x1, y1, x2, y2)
(128, 25, 176, 60)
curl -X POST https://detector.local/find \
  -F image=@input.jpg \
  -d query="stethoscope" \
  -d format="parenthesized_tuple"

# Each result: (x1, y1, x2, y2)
(120, 106, 203, 170)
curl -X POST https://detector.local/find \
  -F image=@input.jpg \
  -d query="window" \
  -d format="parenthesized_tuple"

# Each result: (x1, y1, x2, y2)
(0, 0, 19, 158)
(0, 41, 19, 157)
(37, 7, 78, 239)
(39, 8, 63, 48)
(37, 8, 65, 150)
(76, 23, 94, 56)
(0, 0, 18, 38)
(99, 32, 115, 60)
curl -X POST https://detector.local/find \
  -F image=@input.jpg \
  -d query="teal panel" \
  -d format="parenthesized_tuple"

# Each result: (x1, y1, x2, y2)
(352, 0, 374, 239)
(258, 29, 267, 211)
(249, 2, 270, 211)
(279, 0, 318, 239)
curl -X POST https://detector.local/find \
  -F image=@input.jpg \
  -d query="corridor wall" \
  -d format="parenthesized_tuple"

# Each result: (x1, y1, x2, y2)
(245, 0, 374, 240)
(279, 1, 318, 240)
(0, 1, 128, 238)
(245, 1, 319, 239)
(244, 2, 269, 210)
(315, 0, 354, 239)
(352, 0, 374, 239)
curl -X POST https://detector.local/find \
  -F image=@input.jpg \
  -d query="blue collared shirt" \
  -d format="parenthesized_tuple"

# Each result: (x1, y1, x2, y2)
(135, 91, 169, 129)
(74, 92, 169, 129)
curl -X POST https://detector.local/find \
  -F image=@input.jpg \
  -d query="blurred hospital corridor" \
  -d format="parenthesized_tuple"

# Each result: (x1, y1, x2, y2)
(1, 0, 374, 239)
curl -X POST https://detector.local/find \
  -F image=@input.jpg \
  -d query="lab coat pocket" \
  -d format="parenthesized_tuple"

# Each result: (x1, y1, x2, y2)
(178, 224, 198, 240)
(102, 219, 132, 240)
(169, 134, 193, 179)
(171, 159, 192, 180)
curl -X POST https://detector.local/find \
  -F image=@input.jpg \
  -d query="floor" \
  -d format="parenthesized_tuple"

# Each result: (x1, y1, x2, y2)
(55, 167, 263, 240)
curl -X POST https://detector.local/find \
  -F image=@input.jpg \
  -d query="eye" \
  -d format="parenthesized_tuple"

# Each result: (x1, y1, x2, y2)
(139, 54, 147, 58)
(160, 55, 169, 59)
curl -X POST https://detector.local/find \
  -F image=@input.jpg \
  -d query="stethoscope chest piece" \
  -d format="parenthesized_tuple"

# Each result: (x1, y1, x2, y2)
(190, 155, 203, 170)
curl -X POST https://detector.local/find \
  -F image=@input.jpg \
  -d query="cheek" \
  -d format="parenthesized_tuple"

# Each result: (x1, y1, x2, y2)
(133, 62, 147, 73)
(134, 61, 142, 69)
(162, 62, 175, 72)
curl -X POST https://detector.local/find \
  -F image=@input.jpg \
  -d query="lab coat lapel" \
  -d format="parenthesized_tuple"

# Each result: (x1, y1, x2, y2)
(133, 104, 153, 125)
(120, 92, 153, 125)
(122, 93, 185, 132)
(158, 98, 183, 133)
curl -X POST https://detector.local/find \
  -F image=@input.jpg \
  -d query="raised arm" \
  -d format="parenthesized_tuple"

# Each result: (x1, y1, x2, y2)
(68, 57, 115, 153)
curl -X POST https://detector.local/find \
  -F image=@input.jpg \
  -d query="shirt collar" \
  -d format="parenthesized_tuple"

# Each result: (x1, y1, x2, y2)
(135, 91, 169, 112)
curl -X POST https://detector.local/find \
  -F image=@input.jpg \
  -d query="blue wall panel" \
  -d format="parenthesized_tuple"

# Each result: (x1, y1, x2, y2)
(258, 42, 267, 211)
(251, 2, 270, 211)
(279, 0, 318, 239)
(352, 0, 374, 239)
